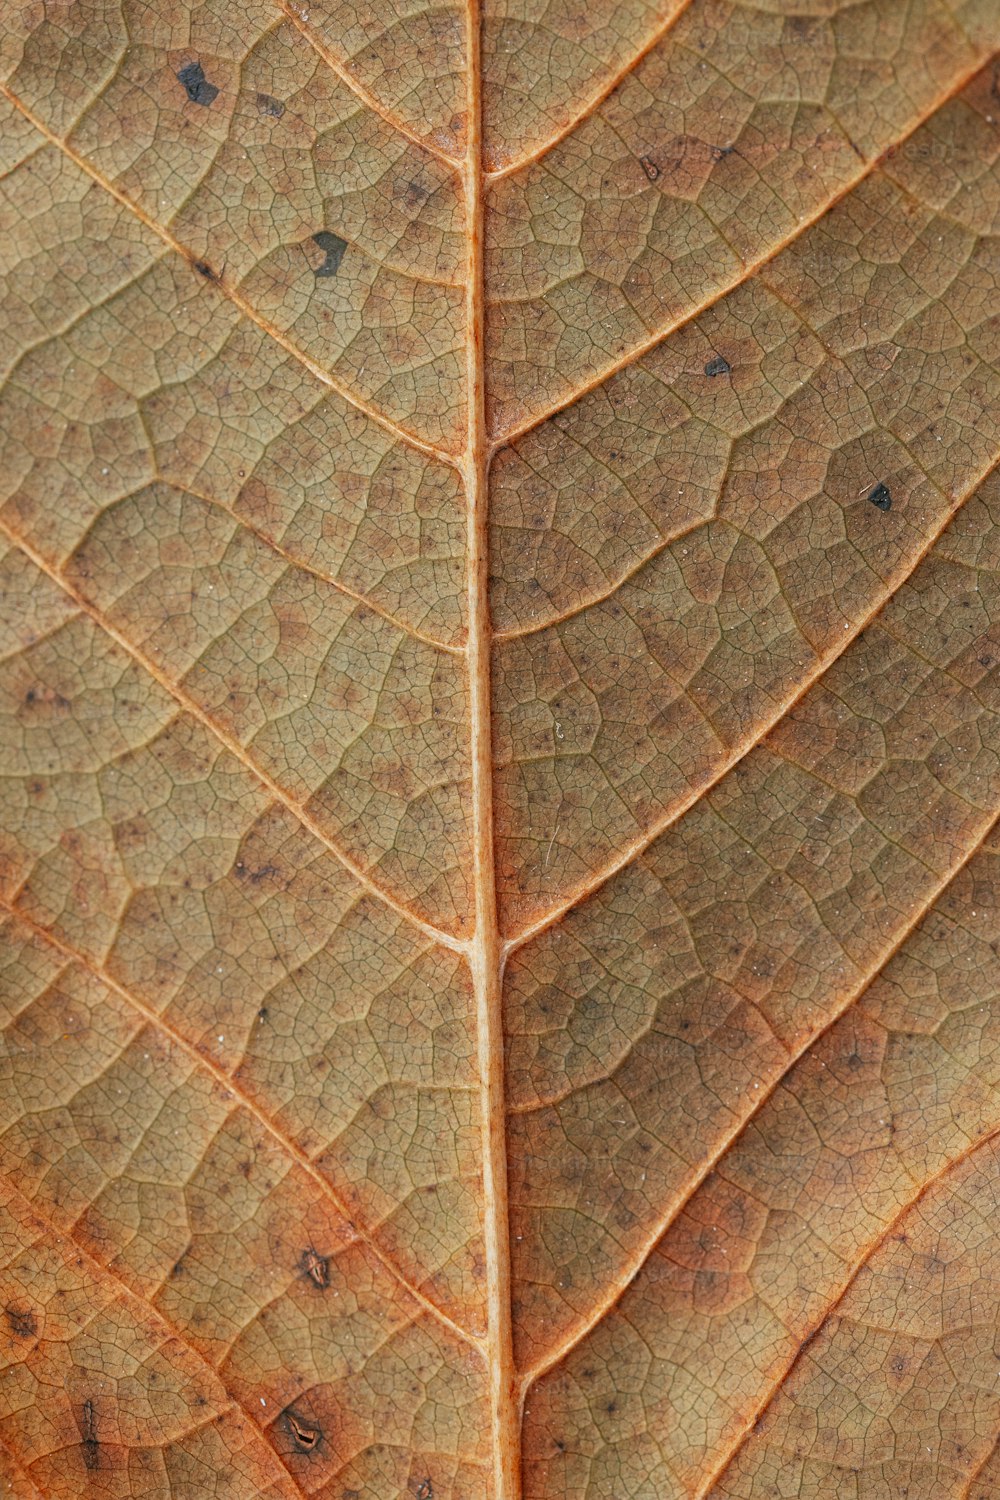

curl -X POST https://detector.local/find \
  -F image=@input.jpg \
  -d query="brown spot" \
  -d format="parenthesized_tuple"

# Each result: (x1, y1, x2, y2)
(639, 154, 660, 181)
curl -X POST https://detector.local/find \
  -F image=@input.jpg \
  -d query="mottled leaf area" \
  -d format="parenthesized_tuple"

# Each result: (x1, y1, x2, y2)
(0, 1, 999, 1498)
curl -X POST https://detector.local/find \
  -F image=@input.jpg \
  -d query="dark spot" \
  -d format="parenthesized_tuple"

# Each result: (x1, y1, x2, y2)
(193, 260, 216, 281)
(5, 1306, 36, 1339)
(704, 354, 731, 378)
(300, 1246, 330, 1289)
(24, 686, 70, 709)
(415, 1482, 433, 1500)
(867, 482, 892, 512)
(639, 154, 660, 181)
(312, 231, 347, 278)
(258, 1006, 270, 1022)
(283, 1406, 322, 1453)
(81, 1399, 100, 1471)
(235, 859, 280, 885)
(401, 179, 430, 209)
(710, 144, 734, 162)
(176, 62, 219, 108)
(256, 92, 285, 118)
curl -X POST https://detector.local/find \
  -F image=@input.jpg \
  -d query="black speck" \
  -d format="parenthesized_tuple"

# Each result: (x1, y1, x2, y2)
(867, 482, 892, 512)
(256, 92, 285, 118)
(312, 231, 347, 278)
(704, 354, 731, 378)
(193, 260, 216, 281)
(177, 62, 219, 108)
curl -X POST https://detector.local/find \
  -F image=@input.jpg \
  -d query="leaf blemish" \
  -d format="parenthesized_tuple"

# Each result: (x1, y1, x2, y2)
(256, 92, 285, 118)
(5, 1306, 37, 1339)
(301, 1246, 330, 1288)
(705, 354, 731, 377)
(639, 154, 660, 181)
(176, 61, 219, 108)
(81, 1399, 99, 1471)
(867, 482, 892, 511)
(312, 231, 348, 278)
(283, 1406, 322, 1453)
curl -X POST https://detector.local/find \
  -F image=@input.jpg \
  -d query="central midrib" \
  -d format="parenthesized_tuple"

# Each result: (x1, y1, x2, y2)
(462, 2, 521, 1496)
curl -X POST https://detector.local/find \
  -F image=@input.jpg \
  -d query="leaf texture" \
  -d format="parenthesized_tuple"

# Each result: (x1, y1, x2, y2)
(0, 1, 999, 1498)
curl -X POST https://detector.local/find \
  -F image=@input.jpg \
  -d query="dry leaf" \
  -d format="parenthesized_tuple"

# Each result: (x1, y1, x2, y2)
(1, 0, 999, 1496)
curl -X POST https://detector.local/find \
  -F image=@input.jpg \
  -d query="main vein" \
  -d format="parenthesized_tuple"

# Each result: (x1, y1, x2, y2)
(462, 7, 520, 1496)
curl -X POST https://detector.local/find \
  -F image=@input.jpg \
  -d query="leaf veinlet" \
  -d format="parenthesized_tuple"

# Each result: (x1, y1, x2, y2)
(463, 2, 520, 1495)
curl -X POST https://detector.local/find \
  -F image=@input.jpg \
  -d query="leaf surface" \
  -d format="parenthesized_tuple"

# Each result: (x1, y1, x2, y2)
(0, 1, 999, 1497)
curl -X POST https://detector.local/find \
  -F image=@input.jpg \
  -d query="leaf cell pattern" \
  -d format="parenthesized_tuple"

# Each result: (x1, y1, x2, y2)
(0, 0, 999, 1497)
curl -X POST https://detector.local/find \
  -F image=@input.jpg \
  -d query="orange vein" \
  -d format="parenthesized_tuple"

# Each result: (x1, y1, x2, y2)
(504, 447, 1000, 956)
(276, 0, 464, 168)
(486, 0, 695, 180)
(492, 512, 710, 644)
(491, 53, 992, 450)
(0, 83, 461, 470)
(119, 475, 466, 656)
(1, 901, 480, 1355)
(959, 1427, 1000, 1500)
(0, 1175, 307, 1500)
(519, 802, 1000, 1391)
(462, 1, 520, 1494)
(0, 1436, 45, 1500)
(697, 1123, 1000, 1498)
(0, 517, 466, 955)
